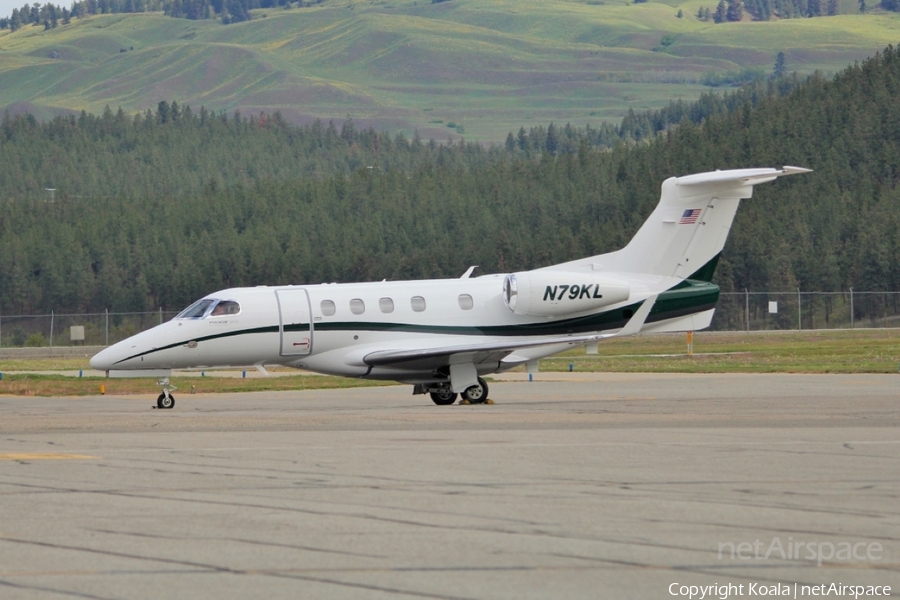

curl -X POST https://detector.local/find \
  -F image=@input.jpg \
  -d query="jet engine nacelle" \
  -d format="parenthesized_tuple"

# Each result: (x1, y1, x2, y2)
(502, 271, 631, 317)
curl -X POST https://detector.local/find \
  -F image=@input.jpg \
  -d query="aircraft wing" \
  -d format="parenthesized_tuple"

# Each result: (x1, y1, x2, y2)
(363, 295, 657, 369)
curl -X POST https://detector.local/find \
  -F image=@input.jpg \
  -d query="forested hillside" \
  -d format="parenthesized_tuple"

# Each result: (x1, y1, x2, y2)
(0, 77, 802, 201)
(1, 46, 899, 329)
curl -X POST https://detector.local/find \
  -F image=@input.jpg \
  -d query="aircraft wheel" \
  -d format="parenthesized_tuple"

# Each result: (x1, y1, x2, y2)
(157, 393, 175, 410)
(461, 378, 489, 404)
(430, 388, 458, 406)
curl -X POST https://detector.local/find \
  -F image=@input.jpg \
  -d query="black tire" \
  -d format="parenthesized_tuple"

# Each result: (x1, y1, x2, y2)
(430, 389, 457, 405)
(159, 394, 175, 409)
(461, 378, 489, 404)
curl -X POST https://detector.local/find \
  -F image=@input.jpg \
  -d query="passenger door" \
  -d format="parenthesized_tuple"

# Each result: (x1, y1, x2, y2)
(275, 289, 313, 356)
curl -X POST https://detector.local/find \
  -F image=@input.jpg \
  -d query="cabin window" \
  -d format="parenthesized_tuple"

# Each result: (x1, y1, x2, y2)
(411, 296, 426, 312)
(350, 298, 365, 315)
(379, 297, 394, 313)
(458, 294, 474, 310)
(321, 300, 336, 316)
(177, 299, 214, 319)
(210, 300, 241, 316)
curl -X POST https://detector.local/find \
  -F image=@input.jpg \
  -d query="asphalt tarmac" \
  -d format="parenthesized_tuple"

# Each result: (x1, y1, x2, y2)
(0, 373, 898, 599)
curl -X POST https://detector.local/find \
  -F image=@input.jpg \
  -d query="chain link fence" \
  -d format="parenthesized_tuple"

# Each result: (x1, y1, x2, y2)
(0, 310, 179, 349)
(1, 291, 899, 348)
(713, 291, 900, 331)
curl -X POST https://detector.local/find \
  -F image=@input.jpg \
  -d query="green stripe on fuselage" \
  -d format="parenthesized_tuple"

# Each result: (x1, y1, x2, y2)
(315, 279, 719, 337)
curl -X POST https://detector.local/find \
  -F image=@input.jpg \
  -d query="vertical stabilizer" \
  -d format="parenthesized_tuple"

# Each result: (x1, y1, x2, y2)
(553, 167, 810, 278)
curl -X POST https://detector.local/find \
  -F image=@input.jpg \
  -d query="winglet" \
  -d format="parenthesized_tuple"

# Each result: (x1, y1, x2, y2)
(616, 294, 657, 337)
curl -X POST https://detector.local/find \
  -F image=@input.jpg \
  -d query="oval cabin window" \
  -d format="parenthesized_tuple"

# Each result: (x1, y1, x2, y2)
(321, 300, 336, 316)
(379, 297, 394, 313)
(411, 296, 426, 312)
(458, 294, 474, 310)
(350, 298, 365, 315)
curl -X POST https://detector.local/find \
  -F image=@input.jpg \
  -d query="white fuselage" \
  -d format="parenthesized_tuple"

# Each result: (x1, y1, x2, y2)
(89, 271, 704, 383)
(90, 166, 809, 391)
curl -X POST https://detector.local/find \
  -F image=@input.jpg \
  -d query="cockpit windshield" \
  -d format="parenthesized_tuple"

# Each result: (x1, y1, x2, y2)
(210, 300, 241, 316)
(175, 298, 241, 319)
(176, 298, 241, 319)
(176, 299, 215, 319)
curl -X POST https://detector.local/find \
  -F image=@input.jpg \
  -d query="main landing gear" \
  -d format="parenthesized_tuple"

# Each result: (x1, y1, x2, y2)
(156, 378, 176, 409)
(429, 385, 457, 406)
(460, 377, 488, 404)
(425, 378, 490, 406)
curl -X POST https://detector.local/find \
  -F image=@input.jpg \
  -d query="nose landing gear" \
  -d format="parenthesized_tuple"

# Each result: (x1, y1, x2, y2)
(156, 378, 176, 409)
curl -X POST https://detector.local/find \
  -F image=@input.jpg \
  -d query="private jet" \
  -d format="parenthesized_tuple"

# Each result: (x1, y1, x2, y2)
(90, 166, 810, 408)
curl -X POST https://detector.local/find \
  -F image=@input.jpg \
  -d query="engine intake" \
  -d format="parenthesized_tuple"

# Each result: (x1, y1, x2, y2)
(503, 272, 630, 317)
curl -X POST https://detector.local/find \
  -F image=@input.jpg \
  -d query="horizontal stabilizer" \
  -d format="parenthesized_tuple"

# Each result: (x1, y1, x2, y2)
(676, 166, 811, 188)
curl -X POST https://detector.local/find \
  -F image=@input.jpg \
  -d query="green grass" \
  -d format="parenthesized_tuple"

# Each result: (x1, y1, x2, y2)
(0, 357, 92, 371)
(1, 0, 898, 140)
(1, 329, 898, 399)
(538, 329, 900, 373)
(0, 373, 396, 397)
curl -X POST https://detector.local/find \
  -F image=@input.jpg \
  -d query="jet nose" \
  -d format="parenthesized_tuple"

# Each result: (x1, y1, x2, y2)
(90, 347, 115, 371)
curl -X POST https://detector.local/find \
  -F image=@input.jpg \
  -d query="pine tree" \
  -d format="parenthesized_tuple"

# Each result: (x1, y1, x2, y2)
(714, 0, 727, 22)
(726, 0, 744, 21)
(545, 123, 559, 155)
(773, 52, 787, 78)
(517, 127, 528, 151)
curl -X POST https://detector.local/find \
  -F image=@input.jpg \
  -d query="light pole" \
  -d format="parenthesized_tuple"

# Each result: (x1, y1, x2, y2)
(45, 188, 57, 203)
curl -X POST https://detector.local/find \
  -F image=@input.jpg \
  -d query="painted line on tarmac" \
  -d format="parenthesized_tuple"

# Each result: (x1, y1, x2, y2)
(0, 453, 99, 461)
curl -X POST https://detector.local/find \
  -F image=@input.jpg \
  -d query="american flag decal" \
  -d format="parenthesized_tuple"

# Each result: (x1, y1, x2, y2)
(679, 209, 701, 224)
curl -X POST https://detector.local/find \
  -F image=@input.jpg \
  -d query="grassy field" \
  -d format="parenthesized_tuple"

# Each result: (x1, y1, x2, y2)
(1, 329, 897, 396)
(1, 0, 898, 140)
(539, 329, 900, 374)
(0, 372, 397, 397)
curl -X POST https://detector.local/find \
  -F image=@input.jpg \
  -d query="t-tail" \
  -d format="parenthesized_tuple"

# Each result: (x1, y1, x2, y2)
(553, 167, 811, 280)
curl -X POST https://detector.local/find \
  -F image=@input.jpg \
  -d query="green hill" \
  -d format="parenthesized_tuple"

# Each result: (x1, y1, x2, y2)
(1, 0, 899, 140)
